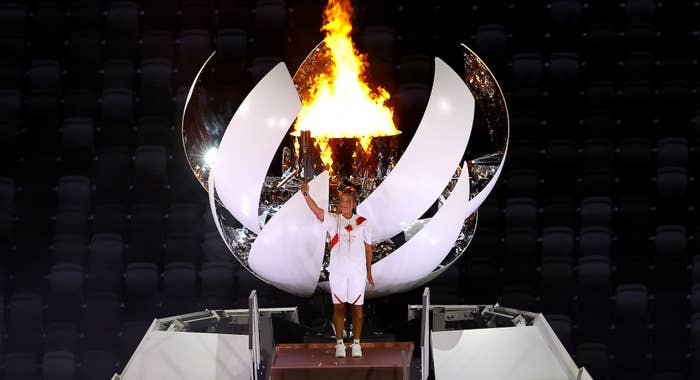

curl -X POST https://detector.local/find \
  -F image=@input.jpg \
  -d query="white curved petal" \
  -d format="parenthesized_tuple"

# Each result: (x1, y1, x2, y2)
(214, 63, 302, 233)
(248, 172, 330, 297)
(357, 58, 475, 243)
(365, 163, 470, 298)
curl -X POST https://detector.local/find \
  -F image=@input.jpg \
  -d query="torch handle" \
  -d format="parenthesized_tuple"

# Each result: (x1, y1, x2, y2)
(300, 130, 312, 183)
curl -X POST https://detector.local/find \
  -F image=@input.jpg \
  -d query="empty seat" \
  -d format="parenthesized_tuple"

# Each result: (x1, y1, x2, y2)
(62, 89, 98, 120)
(94, 147, 131, 205)
(504, 197, 537, 231)
(540, 256, 573, 314)
(87, 234, 124, 293)
(619, 138, 651, 170)
(124, 263, 159, 318)
(0, 3, 27, 36)
(8, 292, 43, 352)
(656, 137, 688, 167)
(576, 256, 612, 342)
(128, 204, 164, 263)
(52, 234, 87, 264)
(580, 197, 612, 227)
(510, 53, 543, 88)
(613, 284, 650, 376)
(47, 264, 84, 322)
(505, 169, 538, 197)
(460, 256, 500, 304)
(27, 60, 61, 94)
(106, 1, 139, 39)
(398, 55, 433, 85)
(56, 176, 90, 211)
(42, 351, 76, 380)
(100, 88, 135, 139)
(502, 228, 538, 283)
(133, 145, 168, 203)
(616, 196, 650, 237)
(0, 176, 15, 213)
(3, 352, 39, 380)
(164, 233, 201, 264)
(120, 320, 150, 363)
(80, 351, 116, 380)
(202, 232, 234, 263)
(0, 61, 22, 90)
(578, 227, 613, 258)
(542, 197, 575, 228)
(579, 168, 614, 197)
(83, 292, 121, 350)
(162, 262, 198, 314)
(62, 118, 95, 172)
(254, 0, 288, 34)
(474, 24, 507, 59)
(25, 90, 60, 129)
(92, 204, 127, 234)
(54, 208, 89, 239)
(500, 285, 536, 310)
(655, 166, 688, 198)
(582, 139, 614, 170)
(396, 83, 430, 129)
(626, 0, 655, 23)
(542, 226, 575, 258)
(216, 28, 247, 62)
(200, 261, 236, 309)
(575, 343, 608, 380)
(167, 203, 201, 234)
(103, 59, 136, 90)
(653, 225, 688, 290)
(550, 0, 581, 29)
(141, 30, 175, 60)
(546, 314, 573, 352)
(45, 322, 79, 353)
(101, 88, 134, 128)
(140, 58, 173, 95)
(177, 29, 211, 85)
(548, 52, 579, 87)
(583, 81, 616, 111)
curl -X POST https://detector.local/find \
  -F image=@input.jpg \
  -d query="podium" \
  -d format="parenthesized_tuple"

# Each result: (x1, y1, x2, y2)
(270, 342, 414, 380)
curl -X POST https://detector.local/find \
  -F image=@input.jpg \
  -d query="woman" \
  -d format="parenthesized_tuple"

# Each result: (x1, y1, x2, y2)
(301, 181, 374, 358)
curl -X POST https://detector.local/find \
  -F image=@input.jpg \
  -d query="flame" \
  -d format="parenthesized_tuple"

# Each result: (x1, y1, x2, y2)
(293, 0, 398, 173)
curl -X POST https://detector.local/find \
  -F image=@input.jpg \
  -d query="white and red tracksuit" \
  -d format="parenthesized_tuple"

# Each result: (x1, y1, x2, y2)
(323, 212, 371, 305)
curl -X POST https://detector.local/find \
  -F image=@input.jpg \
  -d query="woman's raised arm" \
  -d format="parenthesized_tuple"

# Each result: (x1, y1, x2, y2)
(301, 182, 324, 221)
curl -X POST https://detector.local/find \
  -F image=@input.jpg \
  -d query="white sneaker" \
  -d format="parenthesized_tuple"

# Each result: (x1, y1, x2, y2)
(335, 343, 346, 358)
(351, 343, 362, 358)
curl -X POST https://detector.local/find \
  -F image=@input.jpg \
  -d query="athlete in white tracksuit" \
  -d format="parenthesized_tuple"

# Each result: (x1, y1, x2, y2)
(301, 182, 374, 358)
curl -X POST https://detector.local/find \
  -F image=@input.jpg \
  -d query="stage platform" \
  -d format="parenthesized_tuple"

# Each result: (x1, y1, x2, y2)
(270, 342, 414, 380)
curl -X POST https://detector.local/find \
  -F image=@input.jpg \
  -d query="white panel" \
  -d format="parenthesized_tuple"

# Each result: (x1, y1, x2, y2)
(214, 63, 302, 233)
(121, 331, 251, 380)
(366, 163, 469, 298)
(431, 328, 570, 380)
(248, 172, 329, 297)
(357, 58, 475, 243)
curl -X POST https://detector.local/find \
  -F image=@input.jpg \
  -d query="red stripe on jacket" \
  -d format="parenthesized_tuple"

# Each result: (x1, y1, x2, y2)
(329, 233, 339, 250)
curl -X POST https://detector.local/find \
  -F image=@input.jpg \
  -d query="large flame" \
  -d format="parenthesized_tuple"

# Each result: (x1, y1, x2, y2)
(293, 0, 398, 173)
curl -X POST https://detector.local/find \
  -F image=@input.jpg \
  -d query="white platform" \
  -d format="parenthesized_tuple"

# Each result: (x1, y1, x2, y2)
(431, 315, 593, 380)
(119, 329, 252, 380)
